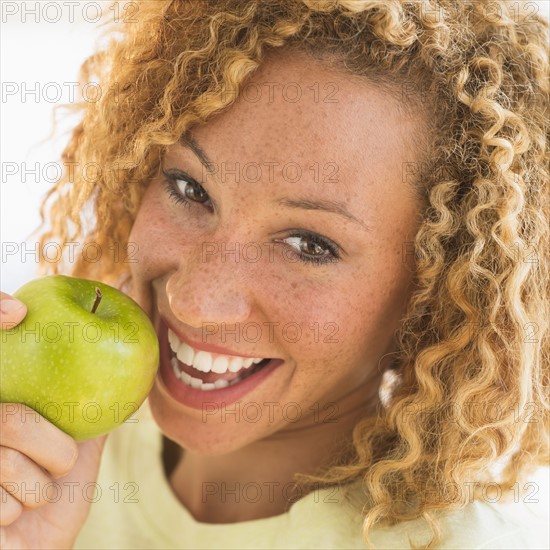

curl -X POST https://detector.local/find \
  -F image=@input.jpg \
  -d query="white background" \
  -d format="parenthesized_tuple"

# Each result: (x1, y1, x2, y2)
(1, 1, 113, 292)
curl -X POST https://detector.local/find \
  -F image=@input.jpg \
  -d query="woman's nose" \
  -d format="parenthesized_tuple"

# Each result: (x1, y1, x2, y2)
(165, 247, 253, 329)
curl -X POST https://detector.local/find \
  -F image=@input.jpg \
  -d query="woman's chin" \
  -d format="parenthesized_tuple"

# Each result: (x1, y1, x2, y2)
(147, 382, 264, 456)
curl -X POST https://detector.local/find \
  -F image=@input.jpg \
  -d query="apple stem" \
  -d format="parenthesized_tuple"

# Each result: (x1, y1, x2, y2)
(91, 287, 102, 314)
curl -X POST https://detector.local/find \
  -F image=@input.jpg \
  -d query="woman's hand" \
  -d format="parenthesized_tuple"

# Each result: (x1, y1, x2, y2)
(0, 292, 107, 550)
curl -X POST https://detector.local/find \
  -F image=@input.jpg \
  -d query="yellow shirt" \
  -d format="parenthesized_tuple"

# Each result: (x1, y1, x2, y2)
(74, 403, 549, 549)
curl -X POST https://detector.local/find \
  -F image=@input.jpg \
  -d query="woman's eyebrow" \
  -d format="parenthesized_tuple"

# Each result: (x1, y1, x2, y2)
(277, 197, 372, 231)
(180, 132, 216, 174)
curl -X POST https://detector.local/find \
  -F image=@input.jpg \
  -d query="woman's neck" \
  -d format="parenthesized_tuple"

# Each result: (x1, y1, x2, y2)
(164, 385, 380, 524)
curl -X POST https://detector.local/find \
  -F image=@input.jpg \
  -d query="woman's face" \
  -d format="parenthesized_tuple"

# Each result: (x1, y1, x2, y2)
(128, 49, 427, 455)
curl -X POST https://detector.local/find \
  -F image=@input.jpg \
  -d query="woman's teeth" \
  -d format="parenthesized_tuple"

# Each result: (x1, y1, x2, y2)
(168, 328, 267, 391)
(170, 356, 242, 390)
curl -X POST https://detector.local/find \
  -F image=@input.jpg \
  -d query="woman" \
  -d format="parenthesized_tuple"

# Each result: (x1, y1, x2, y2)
(1, 0, 548, 548)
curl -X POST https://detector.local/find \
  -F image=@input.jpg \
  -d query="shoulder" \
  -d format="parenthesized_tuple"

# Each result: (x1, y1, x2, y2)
(365, 476, 549, 550)
(264, 472, 549, 549)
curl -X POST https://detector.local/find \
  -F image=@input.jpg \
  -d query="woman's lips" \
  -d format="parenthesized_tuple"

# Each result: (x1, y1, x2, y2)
(162, 316, 267, 358)
(155, 317, 284, 409)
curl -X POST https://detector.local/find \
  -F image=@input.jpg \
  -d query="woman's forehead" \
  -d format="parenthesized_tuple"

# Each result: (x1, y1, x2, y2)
(175, 51, 427, 188)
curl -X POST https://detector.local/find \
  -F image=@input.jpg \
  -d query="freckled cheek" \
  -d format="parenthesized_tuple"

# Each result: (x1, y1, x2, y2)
(282, 303, 367, 390)
(129, 200, 190, 281)
(291, 282, 405, 375)
(271, 293, 350, 363)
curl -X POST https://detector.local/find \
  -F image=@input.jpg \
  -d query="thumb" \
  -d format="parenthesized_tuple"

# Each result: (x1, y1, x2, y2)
(74, 434, 109, 481)
(54, 434, 109, 505)
(0, 292, 27, 330)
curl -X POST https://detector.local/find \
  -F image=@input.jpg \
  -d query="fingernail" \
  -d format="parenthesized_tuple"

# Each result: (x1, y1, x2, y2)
(0, 298, 25, 315)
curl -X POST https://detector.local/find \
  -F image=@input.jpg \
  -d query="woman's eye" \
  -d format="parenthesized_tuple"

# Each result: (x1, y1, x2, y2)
(176, 177, 209, 203)
(162, 168, 212, 208)
(285, 237, 326, 257)
(280, 233, 340, 266)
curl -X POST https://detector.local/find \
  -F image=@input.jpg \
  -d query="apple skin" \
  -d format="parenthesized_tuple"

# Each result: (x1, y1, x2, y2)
(0, 275, 159, 441)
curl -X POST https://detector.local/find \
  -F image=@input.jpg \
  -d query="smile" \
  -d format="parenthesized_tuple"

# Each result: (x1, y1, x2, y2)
(168, 329, 272, 391)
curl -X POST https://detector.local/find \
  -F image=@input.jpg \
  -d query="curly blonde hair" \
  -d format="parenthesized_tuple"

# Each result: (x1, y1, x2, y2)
(38, 0, 549, 547)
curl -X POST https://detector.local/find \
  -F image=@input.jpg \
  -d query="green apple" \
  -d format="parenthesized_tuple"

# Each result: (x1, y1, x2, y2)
(0, 275, 159, 440)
